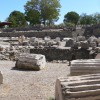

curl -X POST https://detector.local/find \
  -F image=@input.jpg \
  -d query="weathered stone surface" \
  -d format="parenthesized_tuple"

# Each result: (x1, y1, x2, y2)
(80, 41, 89, 49)
(70, 59, 100, 76)
(65, 39, 74, 47)
(88, 35, 97, 43)
(90, 42, 97, 48)
(55, 74, 100, 100)
(15, 53, 46, 70)
(77, 36, 86, 41)
(0, 71, 3, 84)
(55, 37, 61, 42)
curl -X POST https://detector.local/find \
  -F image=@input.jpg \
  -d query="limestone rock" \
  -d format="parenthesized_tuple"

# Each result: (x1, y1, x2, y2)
(15, 53, 46, 70)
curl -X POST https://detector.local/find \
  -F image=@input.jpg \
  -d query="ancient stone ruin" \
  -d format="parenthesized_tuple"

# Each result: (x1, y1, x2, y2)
(70, 59, 100, 76)
(15, 53, 46, 70)
(55, 74, 100, 100)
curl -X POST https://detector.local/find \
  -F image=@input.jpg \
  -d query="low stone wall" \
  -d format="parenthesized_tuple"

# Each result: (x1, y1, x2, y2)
(0, 31, 72, 39)
(30, 48, 71, 61)
(84, 24, 100, 37)
(30, 48, 90, 61)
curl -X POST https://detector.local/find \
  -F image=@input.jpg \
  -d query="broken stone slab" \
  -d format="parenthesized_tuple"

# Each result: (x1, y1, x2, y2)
(70, 59, 100, 76)
(55, 74, 100, 100)
(15, 53, 46, 70)
(0, 71, 3, 84)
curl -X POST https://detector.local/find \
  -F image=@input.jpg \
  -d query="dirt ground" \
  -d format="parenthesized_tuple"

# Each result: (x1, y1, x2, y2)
(0, 61, 70, 100)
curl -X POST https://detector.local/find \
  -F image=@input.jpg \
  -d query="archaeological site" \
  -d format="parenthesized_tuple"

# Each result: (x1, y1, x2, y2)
(1, 0, 100, 100)
(0, 24, 100, 100)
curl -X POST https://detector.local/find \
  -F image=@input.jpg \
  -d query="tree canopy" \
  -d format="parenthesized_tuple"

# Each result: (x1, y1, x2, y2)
(25, 9, 41, 25)
(24, 0, 61, 26)
(4, 1, 100, 28)
(92, 13, 100, 25)
(79, 13, 93, 25)
(7, 10, 27, 27)
(64, 11, 80, 26)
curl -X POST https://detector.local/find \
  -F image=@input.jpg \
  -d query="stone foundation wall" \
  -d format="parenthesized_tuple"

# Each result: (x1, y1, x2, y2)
(84, 24, 100, 37)
(30, 48, 90, 61)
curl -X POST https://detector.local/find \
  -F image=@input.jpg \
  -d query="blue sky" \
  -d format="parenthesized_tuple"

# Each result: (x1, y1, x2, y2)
(0, 0, 100, 24)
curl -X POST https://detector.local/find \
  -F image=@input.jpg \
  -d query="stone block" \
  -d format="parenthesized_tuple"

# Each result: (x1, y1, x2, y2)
(15, 53, 46, 70)
(55, 74, 100, 100)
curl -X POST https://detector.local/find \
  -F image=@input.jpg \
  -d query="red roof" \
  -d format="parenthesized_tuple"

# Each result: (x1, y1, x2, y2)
(0, 22, 12, 27)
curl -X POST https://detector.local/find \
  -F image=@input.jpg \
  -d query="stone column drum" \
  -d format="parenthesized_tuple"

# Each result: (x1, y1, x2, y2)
(55, 74, 100, 100)
(70, 59, 100, 76)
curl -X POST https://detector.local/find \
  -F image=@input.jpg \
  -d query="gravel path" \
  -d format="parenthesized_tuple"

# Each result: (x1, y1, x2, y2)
(0, 61, 70, 100)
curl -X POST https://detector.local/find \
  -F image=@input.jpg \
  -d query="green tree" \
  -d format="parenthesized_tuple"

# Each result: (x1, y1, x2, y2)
(7, 10, 27, 27)
(64, 11, 80, 26)
(24, 0, 61, 26)
(79, 13, 93, 25)
(92, 13, 100, 24)
(25, 9, 41, 25)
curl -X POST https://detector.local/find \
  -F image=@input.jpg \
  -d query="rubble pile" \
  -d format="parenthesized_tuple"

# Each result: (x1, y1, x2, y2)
(0, 34, 99, 61)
